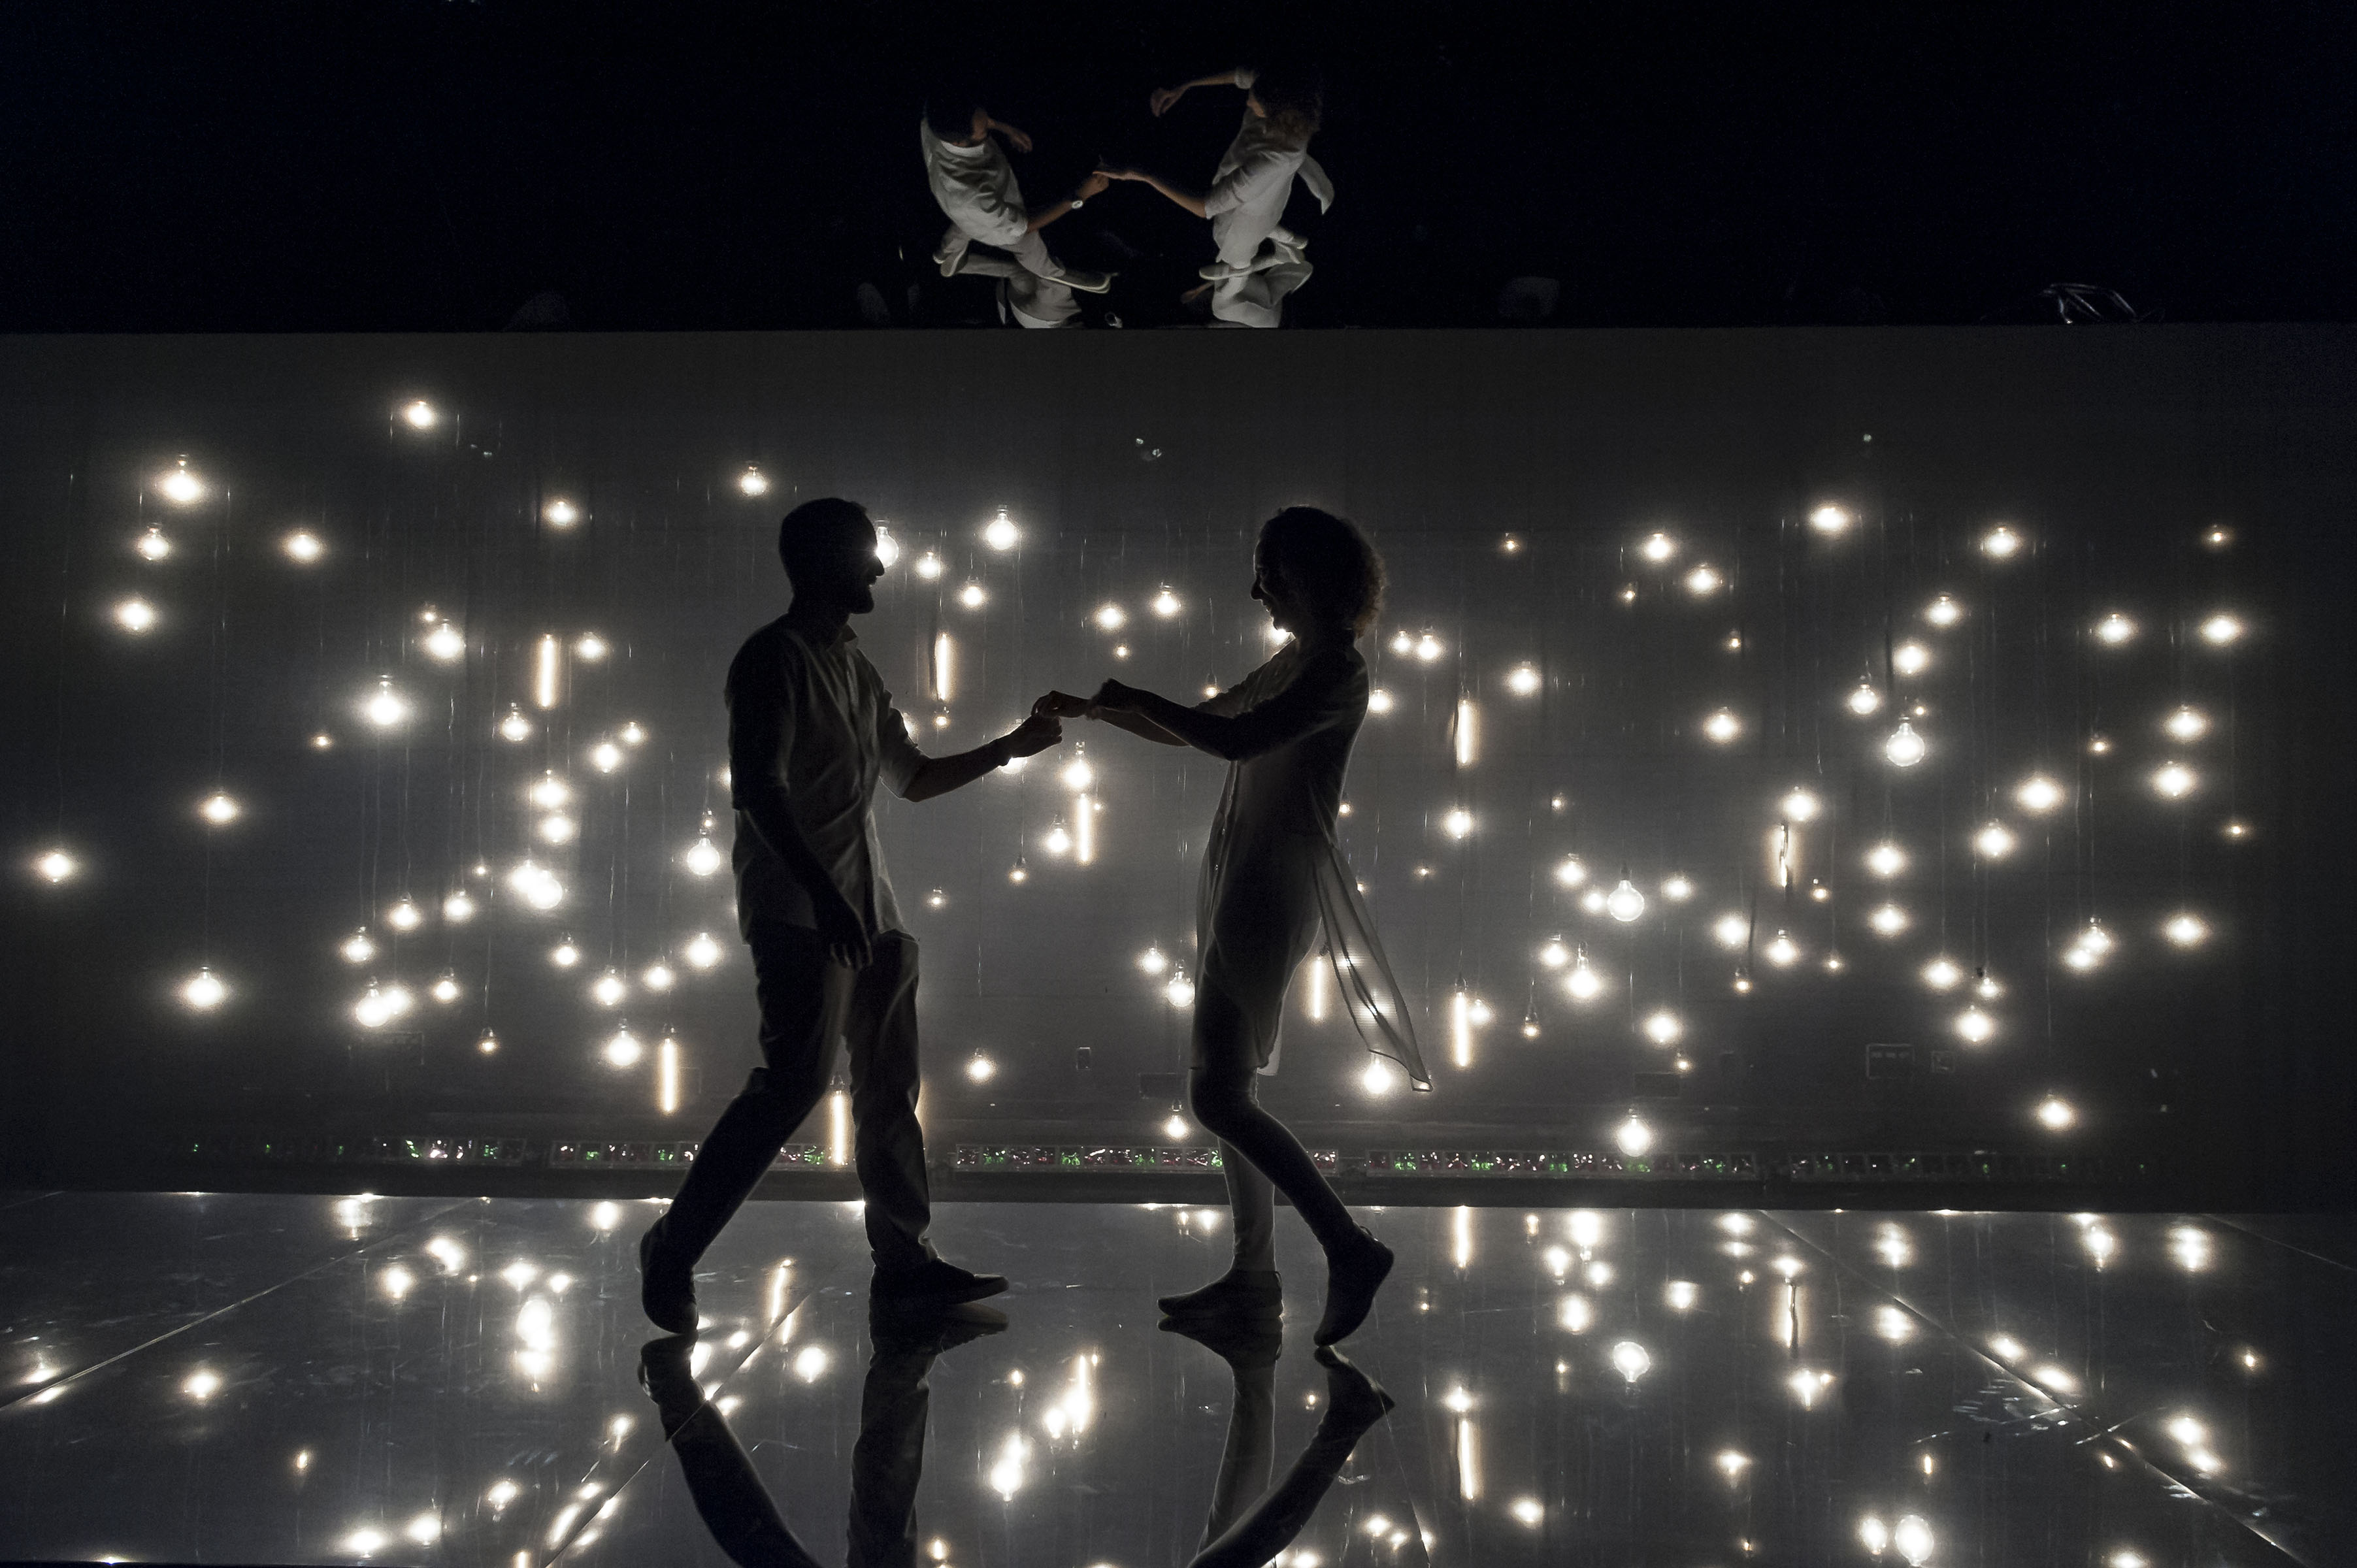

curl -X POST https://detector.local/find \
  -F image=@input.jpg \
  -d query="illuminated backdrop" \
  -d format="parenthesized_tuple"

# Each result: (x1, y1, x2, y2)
(3, 330, 2347, 1198)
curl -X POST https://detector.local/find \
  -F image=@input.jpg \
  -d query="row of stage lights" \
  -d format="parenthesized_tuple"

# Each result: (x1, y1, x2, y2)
(41, 431, 2256, 1141)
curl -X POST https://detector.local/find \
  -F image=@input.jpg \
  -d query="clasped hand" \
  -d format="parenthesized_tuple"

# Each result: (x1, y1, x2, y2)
(1033, 680, 1137, 720)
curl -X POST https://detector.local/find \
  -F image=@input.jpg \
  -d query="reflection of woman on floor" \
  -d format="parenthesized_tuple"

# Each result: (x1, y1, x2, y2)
(1163, 1313, 1402, 1568)
(1100, 63, 1333, 327)
(1038, 507, 1429, 1344)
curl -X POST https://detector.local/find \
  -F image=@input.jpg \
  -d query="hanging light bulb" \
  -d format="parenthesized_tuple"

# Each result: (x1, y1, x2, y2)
(590, 740, 623, 773)
(1765, 930, 1800, 967)
(282, 529, 324, 563)
(1553, 855, 1587, 888)
(1565, 949, 1603, 1001)
(2164, 912, 2209, 947)
(1712, 913, 1748, 948)
(1892, 642, 1930, 676)
(1362, 1058, 1398, 1093)
(386, 898, 422, 932)
(1443, 808, 1474, 840)
(1868, 904, 1909, 936)
(1151, 585, 1181, 617)
(2164, 706, 2208, 742)
(1607, 877, 1645, 922)
(1954, 1007, 1995, 1043)
(1973, 822, 2016, 858)
(1506, 664, 1541, 696)
(1892, 1515, 1934, 1568)
(1092, 602, 1125, 632)
(1138, 945, 1168, 974)
(537, 813, 576, 845)
(1702, 708, 1741, 743)
(1925, 594, 1962, 627)
(35, 848, 77, 883)
(1660, 874, 1693, 901)
(431, 972, 461, 1004)
(982, 508, 1019, 551)
(423, 620, 465, 661)
(642, 961, 675, 990)
(180, 968, 228, 1010)
(574, 632, 607, 661)
(1164, 968, 1195, 1008)
(112, 596, 158, 632)
(1641, 531, 1677, 562)
(1921, 956, 1964, 990)
(872, 525, 900, 568)
(2015, 774, 2063, 813)
(1808, 504, 1849, 534)
(1059, 747, 1094, 791)
(956, 581, 987, 610)
(737, 465, 769, 496)
(1538, 937, 1570, 969)
(1866, 841, 1907, 877)
(2199, 613, 2243, 645)
(361, 679, 410, 728)
(353, 983, 391, 1028)
(137, 525, 172, 561)
(684, 932, 723, 969)
(1043, 818, 1072, 856)
(1981, 525, 2022, 558)
(604, 1025, 644, 1067)
(2151, 761, 2198, 798)
(684, 821, 725, 876)
(477, 1029, 499, 1054)
(550, 937, 580, 968)
(914, 551, 943, 580)
(1008, 857, 1029, 883)
(1883, 721, 1927, 767)
(1642, 1009, 1681, 1045)
(1684, 563, 1722, 595)
(1415, 632, 1444, 662)
(1780, 789, 1820, 822)
(1973, 967, 2003, 1000)
(1847, 678, 1882, 716)
(157, 461, 205, 504)
(497, 706, 532, 743)
(2094, 612, 2137, 645)
(1614, 1114, 1654, 1158)
(341, 929, 375, 964)
(591, 969, 627, 1007)
(197, 791, 240, 825)
(542, 498, 580, 529)
(2035, 1096, 2075, 1130)
(618, 721, 645, 746)
(528, 773, 570, 809)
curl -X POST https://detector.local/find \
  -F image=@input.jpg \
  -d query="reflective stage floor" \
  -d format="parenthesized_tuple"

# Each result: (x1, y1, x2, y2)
(3, 1193, 2352, 1567)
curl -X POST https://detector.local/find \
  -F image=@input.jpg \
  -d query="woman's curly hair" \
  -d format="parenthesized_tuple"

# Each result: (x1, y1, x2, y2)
(1259, 506, 1385, 636)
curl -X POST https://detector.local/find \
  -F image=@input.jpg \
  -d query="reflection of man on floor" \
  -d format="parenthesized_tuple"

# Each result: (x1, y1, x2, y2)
(638, 498, 1061, 1331)
(921, 86, 1112, 327)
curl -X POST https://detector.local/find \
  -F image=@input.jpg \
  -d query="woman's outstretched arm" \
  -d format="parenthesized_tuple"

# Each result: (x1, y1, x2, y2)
(1034, 690, 1187, 745)
(1093, 654, 1348, 762)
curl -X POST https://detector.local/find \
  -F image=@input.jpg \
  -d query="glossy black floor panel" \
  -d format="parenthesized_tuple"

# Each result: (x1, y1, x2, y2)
(2, 1194, 2347, 1567)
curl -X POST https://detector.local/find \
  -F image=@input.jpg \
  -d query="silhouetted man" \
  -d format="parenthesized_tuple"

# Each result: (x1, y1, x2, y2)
(640, 498, 1061, 1328)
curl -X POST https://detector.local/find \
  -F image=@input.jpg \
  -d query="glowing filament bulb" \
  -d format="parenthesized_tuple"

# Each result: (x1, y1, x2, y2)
(424, 621, 465, 661)
(1926, 593, 1961, 626)
(1847, 679, 1882, 716)
(872, 525, 899, 568)
(1765, 930, 1799, 966)
(591, 970, 627, 1006)
(1922, 956, 1963, 990)
(1138, 945, 1167, 975)
(1641, 531, 1677, 561)
(1866, 841, 1905, 877)
(158, 463, 204, 504)
(341, 929, 376, 964)
(353, 984, 390, 1028)
(604, 1026, 642, 1067)
(914, 551, 942, 580)
(1892, 1517, 1934, 1567)
(2151, 761, 2197, 798)
(1554, 855, 1587, 887)
(684, 932, 723, 969)
(2015, 774, 2063, 813)
(137, 526, 171, 561)
(35, 849, 77, 882)
(1780, 789, 1819, 822)
(1955, 1007, 1994, 1043)
(1606, 878, 1645, 922)
(2095, 612, 2136, 645)
(1868, 904, 1909, 937)
(1366, 687, 1393, 715)
(282, 530, 323, 563)
(363, 681, 409, 728)
(1152, 585, 1181, 617)
(114, 596, 157, 632)
(1390, 630, 1413, 655)
(1808, 504, 1848, 534)
(1415, 632, 1443, 662)
(1662, 874, 1692, 900)
(1538, 936, 1570, 969)
(1892, 641, 1930, 676)
(2164, 706, 2208, 742)
(1443, 808, 1474, 839)
(498, 706, 532, 743)
(1164, 968, 1195, 1008)
(1043, 818, 1072, 856)
(1973, 822, 2016, 858)
(543, 498, 578, 528)
(738, 465, 768, 496)
(1565, 951, 1602, 1001)
(2036, 1096, 2075, 1130)
(1362, 1058, 1397, 1092)
(957, 581, 985, 609)
(1703, 708, 1740, 743)
(591, 740, 623, 773)
(2164, 912, 2208, 947)
(2199, 613, 2242, 645)
(1685, 563, 1721, 595)
(1059, 749, 1093, 791)
(180, 968, 227, 1010)
(1642, 1009, 1681, 1045)
(1614, 1113, 1653, 1157)
(575, 632, 606, 661)
(1093, 602, 1125, 631)
(1861, 1517, 1890, 1554)
(965, 1054, 996, 1083)
(1506, 664, 1541, 696)
(550, 938, 580, 968)
(197, 792, 240, 825)
(386, 898, 421, 931)
(537, 813, 576, 845)
(1713, 913, 1748, 948)
(684, 826, 724, 876)
(1982, 524, 2022, 557)
(983, 509, 1019, 551)
(1884, 721, 1926, 767)
(431, 973, 461, 1004)
(1008, 858, 1029, 883)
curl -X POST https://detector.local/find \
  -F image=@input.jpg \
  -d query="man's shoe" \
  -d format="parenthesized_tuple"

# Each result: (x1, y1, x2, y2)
(1157, 1267, 1282, 1318)
(638, 1224, 700, 1335)
(1062, 269, 1115, 294)
(636, 1333, 705, 1433)
(1159, 1309, 1283, 1371)
(872, 1257, 1009, 1305)
(1313, 1228, 1393, 1346)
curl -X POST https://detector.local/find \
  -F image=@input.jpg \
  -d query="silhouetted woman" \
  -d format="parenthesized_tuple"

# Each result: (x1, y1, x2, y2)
(1040, 506, 1428, 1344)
(1104, 61, 1333, 327)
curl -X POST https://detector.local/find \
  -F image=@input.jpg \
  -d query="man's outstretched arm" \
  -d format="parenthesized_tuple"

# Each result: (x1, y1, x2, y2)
(897, 711, 1063, 802)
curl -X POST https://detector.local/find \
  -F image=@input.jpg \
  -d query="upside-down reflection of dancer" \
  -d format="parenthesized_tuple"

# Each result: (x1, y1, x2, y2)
(921, 84, 1112, 327)
(1106, 63, 1333, 327)
(1038, 507, 1429, 1344)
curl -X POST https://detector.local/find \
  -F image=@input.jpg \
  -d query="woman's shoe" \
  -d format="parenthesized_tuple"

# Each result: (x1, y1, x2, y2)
(1312, 1343, 1396, 1428)
(1313, 1229, 1393, 1345)
(1158, 1267, 1283, 1318)
(638, 1224, 699, 1335)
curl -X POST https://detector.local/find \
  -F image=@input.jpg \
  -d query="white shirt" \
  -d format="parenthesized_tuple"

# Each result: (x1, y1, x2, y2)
(726, 615, 925, 941)
(919, 118, 1030, 250)
(1204, 69, 1334, 265)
